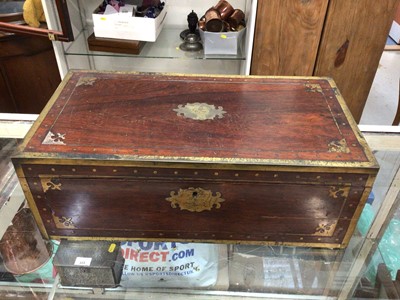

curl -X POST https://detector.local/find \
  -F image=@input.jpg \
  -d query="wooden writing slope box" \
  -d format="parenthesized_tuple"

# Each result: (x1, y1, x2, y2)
(12, 71, 379, 249)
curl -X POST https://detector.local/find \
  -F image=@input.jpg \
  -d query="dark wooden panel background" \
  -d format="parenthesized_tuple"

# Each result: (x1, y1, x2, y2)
(0, 33, 60, 113)
(314, 0, 400, 122)
(251, 0, 400, 123)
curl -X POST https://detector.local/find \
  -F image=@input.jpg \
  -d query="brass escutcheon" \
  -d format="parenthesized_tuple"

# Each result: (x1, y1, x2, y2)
(166, 187, 225, 212)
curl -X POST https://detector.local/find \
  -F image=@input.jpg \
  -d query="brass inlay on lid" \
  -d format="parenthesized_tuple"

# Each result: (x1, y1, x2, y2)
(328, 139, 350, 153)
(76, 77, 97, 87)
(42, 131, 66, 145)
(173, 102, 226, 121)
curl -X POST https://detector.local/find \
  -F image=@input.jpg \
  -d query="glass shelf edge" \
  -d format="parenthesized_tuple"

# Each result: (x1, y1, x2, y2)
(63, 27, 247, 61)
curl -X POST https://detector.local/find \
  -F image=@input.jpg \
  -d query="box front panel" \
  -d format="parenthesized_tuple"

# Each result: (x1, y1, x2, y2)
(20, 164, 370, 248)
(58, 267, 116, 287)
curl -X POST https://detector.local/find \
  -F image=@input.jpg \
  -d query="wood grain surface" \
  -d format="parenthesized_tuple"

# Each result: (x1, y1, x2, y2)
(23, 163, 367, 246)
(20, 71, 374, 166)
(0, 34, 61, 113)
(251, 0, 328, 76)
(314, 0, 400, 122)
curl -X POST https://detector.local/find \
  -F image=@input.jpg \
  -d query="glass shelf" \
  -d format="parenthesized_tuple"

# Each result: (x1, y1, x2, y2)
(0, 145, 385, 300)
(1, 122, 400, 299)
(64, 27, 247, 61)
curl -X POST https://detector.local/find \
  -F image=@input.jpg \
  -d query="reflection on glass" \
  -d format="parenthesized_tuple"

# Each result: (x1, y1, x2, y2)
(0, 0, 73, 41)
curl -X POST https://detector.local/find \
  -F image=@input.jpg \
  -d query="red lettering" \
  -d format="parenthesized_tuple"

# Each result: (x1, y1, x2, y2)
(159, 251, 169, 262)
(139, 252, 149, 262)
(129, 249, 138, 261)
(149, 252, 159, 262)
(123, 249, 170, 262)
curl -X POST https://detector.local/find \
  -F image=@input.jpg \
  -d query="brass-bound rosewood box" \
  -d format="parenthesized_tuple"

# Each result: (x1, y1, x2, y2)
(13, 71, 379, 248)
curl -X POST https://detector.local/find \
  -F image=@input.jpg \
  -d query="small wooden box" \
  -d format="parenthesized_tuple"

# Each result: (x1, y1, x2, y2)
(12, 71, 379, 248)
(87, 33, 145, 55)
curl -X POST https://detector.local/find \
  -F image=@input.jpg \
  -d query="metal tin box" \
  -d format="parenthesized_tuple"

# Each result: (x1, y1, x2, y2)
(53, 240, 124, 288)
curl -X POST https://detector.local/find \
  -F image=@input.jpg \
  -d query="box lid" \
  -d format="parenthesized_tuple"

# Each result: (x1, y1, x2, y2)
(17, 71, 378, 171)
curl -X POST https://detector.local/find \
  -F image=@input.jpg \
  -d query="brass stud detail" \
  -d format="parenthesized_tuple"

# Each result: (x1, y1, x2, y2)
(51, 168, 55, 172)
(194, 172, 198, 175)
(349, 204, 353, 207)
(28, 167, 32, 171)
(229, 235, 233, 238)
(255, 173, 259, 177)
(300, 237, 304, 240)
(72, 168, 76, 172)
(274, 174, 278, 178)
(246, 235, 251, 238)
(212, 234, 216, 237)
(317, 176, 321, 179)
(235, 173, 239, 177)
(194, 233, 198, 236)
(92, 168, 97, 172)
(34, 182, 38, 185)
(159, 233, 163, 236)
(113, 169, 117, 173)
(296, 175, 300, 179)
(47, 220, 51, 223)
(336, 238, 340, 241)
(37, 195, 42, 199)
(176, 233, 180, 236)
(174, 171, 178, 175)
(359, 178, 363, 181)
(214, 172, 219, 176)
(141, 233, 145, 236)
(153, 171, 158, 174)
(318, 238, 322, 241)
(338, 177, 343, 180)
(134, 170, 138, 173)
(43, 208, 47, 211)
(264, 236, 269, 239)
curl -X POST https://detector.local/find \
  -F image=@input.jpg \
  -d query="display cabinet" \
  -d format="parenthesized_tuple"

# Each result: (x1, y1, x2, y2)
(42, 0, 257, 78)
(3, 0, 386, 122)
(1, 1, 400, 298)
(2, 1, 398, 120)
